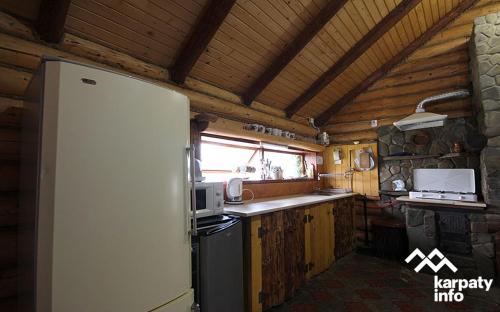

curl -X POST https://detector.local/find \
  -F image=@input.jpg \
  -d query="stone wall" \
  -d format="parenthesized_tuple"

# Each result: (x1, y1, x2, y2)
(377, 118, 484, 193)
(470, 12, 500, 210)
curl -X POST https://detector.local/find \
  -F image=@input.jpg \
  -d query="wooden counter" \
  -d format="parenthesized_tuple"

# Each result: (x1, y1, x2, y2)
(234, 195, 356, 312)
(396, 196, 486, 209)
(224, 193, 357, 217)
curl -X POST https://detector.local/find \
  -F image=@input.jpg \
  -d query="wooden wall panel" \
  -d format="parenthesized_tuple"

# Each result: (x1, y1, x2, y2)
(323, 143, 379, 197)
(241, 180, 322, 201)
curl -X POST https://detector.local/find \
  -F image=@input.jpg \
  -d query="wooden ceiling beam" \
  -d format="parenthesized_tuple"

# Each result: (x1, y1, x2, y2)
(285, 0, 422, 118)
(169, 0, 236, 84)
(241, 0, 348, 106)
(315, 0, 477, 127)
(35, 0, 71, 43)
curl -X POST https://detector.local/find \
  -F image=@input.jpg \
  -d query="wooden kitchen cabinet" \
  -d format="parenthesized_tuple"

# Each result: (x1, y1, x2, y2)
(243, 200, 344, 311)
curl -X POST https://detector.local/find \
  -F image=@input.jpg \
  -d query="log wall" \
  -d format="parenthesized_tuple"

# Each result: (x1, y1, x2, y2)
(326, 48, 472, 143)
(325, 0, 500, 143)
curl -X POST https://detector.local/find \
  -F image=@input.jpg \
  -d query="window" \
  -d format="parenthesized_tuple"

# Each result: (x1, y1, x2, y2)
(200, 135, 315, 182)
(264, 150, 304, 179)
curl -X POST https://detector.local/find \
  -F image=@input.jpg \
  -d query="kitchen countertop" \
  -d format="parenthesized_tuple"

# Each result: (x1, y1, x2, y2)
(224, 193, 357, 217)
(396, 196, 487, 209)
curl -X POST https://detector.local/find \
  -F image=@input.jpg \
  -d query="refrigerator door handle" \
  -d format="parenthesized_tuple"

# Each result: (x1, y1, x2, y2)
(188, 144, 198, 236)
(185, 146, 193, 236)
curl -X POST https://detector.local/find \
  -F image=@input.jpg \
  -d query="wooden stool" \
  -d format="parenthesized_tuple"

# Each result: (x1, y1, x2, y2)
(371, 218, 408, 261)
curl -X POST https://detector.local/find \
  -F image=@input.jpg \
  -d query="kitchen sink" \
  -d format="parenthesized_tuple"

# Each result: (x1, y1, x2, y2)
(312, 188, 352, 195)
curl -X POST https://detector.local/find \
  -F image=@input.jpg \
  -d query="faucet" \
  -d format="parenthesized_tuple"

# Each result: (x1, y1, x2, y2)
(317, 168, 355, 181)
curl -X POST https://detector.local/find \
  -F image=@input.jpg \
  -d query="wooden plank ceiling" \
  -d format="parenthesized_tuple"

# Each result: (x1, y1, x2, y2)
(2, 0, 500, 129)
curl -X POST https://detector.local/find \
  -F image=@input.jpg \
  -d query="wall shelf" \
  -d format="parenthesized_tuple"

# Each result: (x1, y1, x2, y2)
(379, 190, 409, 197)
(439, 152, 471, 159)
(383, 152, 476, 161)
(382, 155, 440, 161)
(198, 113, 325, 152)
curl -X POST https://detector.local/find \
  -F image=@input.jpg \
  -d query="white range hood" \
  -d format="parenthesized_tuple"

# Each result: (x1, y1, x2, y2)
(393, 111, 447, 131)
(393, 90, 470, 131)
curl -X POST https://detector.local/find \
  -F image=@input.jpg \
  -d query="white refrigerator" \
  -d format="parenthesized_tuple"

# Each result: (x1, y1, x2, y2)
(19, 59, 194, 311)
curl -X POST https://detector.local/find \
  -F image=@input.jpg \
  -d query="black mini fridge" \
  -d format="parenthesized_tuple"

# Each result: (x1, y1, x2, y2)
(192, 215, 244, 312)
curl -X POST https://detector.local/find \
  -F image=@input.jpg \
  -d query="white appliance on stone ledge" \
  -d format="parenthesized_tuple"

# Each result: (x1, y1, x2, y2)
(409, 169, 478, 202)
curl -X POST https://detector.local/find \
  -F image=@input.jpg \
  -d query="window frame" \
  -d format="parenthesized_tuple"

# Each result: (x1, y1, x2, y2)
(200, 134, 315, 183)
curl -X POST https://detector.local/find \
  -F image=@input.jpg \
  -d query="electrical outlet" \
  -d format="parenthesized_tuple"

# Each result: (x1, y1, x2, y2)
(370, 120, 378, 128)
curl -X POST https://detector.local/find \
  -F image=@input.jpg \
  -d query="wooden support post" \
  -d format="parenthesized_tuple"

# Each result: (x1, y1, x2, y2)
(36, 0, 71, 43)
(169, 0, 236, 84)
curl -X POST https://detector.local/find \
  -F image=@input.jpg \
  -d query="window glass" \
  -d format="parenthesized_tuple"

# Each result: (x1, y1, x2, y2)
(263, 151, 305, 179)
(200, 136, 261, 181)
(200, 135, 312, 182)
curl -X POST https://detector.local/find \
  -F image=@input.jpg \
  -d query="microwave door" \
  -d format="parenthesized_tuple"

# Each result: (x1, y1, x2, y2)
(195, 187, 213, 218)
(196, 188, 207, 210)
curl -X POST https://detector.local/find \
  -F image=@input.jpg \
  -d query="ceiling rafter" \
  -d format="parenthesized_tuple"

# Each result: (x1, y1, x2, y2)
(241, 0, 348, 106)
(315, 0, 478, 127)
(169, 0, 237, 84)
(36, 0, 71, 43)
(285, 0, 423, 118)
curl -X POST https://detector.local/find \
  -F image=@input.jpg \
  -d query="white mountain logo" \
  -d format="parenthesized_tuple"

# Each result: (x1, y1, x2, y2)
(405, 248, 458, 273)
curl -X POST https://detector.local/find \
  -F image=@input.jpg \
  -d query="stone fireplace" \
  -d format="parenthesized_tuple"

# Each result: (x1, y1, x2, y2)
(470, 12, 500, 211)
(377, 118, 484, 193)
(470, 11, 500, 281)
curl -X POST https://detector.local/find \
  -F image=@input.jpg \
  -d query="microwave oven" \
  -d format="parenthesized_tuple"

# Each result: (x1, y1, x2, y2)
(193, 181, 224, 218)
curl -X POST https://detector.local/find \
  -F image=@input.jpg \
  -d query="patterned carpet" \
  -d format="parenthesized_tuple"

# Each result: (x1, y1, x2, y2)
(269, 254, 500, 312)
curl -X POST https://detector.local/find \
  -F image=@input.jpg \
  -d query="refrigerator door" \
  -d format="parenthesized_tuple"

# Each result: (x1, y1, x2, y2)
(37, 61, 192, 311)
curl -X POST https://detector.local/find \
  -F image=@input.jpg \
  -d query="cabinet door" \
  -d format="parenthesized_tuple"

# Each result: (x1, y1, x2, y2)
(308, 203, 335, 277)
(261, 212, 285, 311)
(283, 208, 305, 300)
(334, 198, 356, 259)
